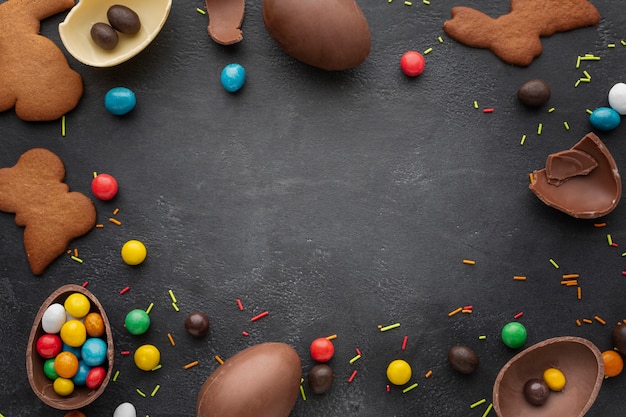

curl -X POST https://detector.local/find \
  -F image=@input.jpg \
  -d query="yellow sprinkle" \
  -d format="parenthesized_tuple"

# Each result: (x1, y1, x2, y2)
(113, 370, 120, 381)
(473, 100, 479, 109)
(146, 303, 154, 314)
(563, 121, 570, 130)
(622, 40, 626, 46)
(520, 134, 527, 145)
(586, 109, 593, 115)
(167, 332, 175, 346)
(349, 354, 361, 364)
(577, 287, 582, 300)
(438, 36, 443, 43)
(423, 0, 430, 4)
(513, 276, 527, 281)
(537, 123, 543, 135)
(462, 259, 475, 265)
(448, 307, 462, 317)
(151, 364, 162, 371)
(184, 360, 199, 369)
(481, 403, 493, 417)
(579, 78, 591, 83)
(424, 47, 433, 54)
(576, 56, 581, 68)
(608, 43, 616, 48)
(136, 389, 146, 397)
(326, 334, 338, 340)
(478, 335, 487, 340)
(529, 172, 535, 184)
(168, 289, 177, 303)
(549, 259, 559, 269)
(172, 302, 179, 312)
(70, 256, 83, 264)
(380, 323, 401, 332)
(61, 115, 66, 137)
(583, 70, 591, 79)
(109, 218, 122, 226)
(607, 234, 613, 245)
(471, 399, 487, 409)
(425, 370, 433, 378)
(581, 55, 600, 60)
(196, 7, 206, 14)
(575, 79, 581, 88)
(215, 355, 224, 365)
(93, 171, 98, 178)
(595, 315, 606, 325)
(388, 0, 393, 3)
(404, 1, 412, 5)
(402, 383, 418, 393)
(151, 384, 161, 397)
(548, 107, 555, 113)
(300, 384, 307, 401)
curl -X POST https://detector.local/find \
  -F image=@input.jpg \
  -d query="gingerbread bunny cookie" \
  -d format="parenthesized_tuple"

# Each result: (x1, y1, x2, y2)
(0, 0, 83, 121)
(443, 0, 601, 66)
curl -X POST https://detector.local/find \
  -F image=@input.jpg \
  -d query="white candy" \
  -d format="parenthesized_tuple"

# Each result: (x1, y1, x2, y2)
(41, 303, 66, 334)
(113, 402, 136, 417)
(608, 82, 626, 115)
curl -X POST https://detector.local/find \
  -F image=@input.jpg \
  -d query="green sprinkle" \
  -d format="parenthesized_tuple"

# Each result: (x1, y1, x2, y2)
(137, 389, 146, 397)
(549, 258, 559, 269)
(470, 399, 487, 409)
(580, 55, 600, 61)
(300, 384, 307, 400)
(146, 302, 154, 314)
(520, 134, 527, 145)
(621, 40, 626, 46)
(438, 36, 443, 43)
(424, 47, 433, 54)
(380, 322, 401, 332)
(473, 100, 479, 109)
(168, 289, 177, 303)
(481, 403, 494, 417)
(196, 7, 206, 14)
(404, 1, 412, 5)
(608, 43, 616, 48)
(61, 115, 66, 137)
(608, 234, 613, 246)
(423, 0, 430, 4)
(575, 79, 581, 88)
(548, 107, 555, 113)
(151, 364, 162, 371)
(586, 109, 593, 115)
(537, 123, 543, 135)
(621, 252, 626, 257)
(172, 302, 179, 312)
(478, 335, 487, 340)
(151, 384, 161, 397)
(576, 56, 581, 68)
(579, 78, 590, 83)
(563, 121, 570, 130)
(349, 354, 361, 364)
(402, 383, 419, 393)
(582, 70, 591, 79)
(388, 0, 393, 3)
(113, 370, 120, 381)
(70, 255, 83, 264)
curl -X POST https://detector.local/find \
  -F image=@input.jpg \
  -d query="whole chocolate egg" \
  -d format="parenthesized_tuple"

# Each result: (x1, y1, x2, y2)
(196, 342, 301, 417)
(262, 0, 371, 70)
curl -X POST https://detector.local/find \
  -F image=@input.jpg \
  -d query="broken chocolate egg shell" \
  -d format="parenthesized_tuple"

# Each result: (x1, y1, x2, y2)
(196, 342, 301, 417)
(59, 0, 172, 67)
(493, 336, 604, 417)
(26, 284, 114, 410)
(205, 0, 245, 45)
(262, 0, 371, 70)
(529, 132, 621, 219)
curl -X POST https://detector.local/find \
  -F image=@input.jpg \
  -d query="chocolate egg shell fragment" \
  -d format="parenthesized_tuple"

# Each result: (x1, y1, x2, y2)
(493, 337, 604, 417)
(262, 0, 371, 70)
(448, 345, 479, 374)
(308, 364, 334, 394)
(196, 342, 301, 417)
(529, 132, 621, 219)
(107, 5, 141, 34)
(91, 23, 119, 50)
(518, 79, 551, 107)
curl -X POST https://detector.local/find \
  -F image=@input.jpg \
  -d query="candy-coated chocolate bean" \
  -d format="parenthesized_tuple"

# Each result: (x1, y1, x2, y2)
(448, 345, 479, 374)
(400, 51, 425, 76)
(523, 378, 550, 406)
(92, 174, 118, 200)
(105, 87, 136, 115)
(134, 344, 160, 371)
(43, 358, 59, 380)
(517, 79, 550, 107)
(589, 107, 621, 131)
(310, 337, 334, 362)
(60, 320, 87, 347)
(64, 293, 91, 319)
(308, 364, 334, 394)
(81, 338, 107, 367)
(125, 308, 151, 335)
(185, 312, 210, 337)
(543, 367, 566, 391)
(85, 366, 107, 389)
(107, 5, 141, 34)
(501, 322, 527, 349)
(53, 377, 75, 396)
(386, 359, 412, 385)
(54, 351, 79, 378)
(36, 333, 63, 358)
(221, 63, 246, 93)
(72, 361, 91, 386)
(91, 23, 119, 50)
(121, 240, 147, 266)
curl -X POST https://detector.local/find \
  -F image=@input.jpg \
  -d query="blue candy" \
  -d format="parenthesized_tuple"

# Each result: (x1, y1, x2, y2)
(105, 87, 136, 115)
(81, 338, 107, 367)
(589, 107, 621, 131)
(221, 63, 246, 93)
(62, 343, 82, 360)
(72, 361, 91, 386)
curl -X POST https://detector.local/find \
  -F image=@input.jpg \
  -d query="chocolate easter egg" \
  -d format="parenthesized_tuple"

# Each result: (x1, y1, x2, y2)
(196, 342, 301, 417)
(262, 0, 370, 70)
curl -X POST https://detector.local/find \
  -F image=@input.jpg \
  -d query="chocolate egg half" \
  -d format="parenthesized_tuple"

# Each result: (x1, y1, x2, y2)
(262, 0, 371, 70)
(196, 342, 301, 417)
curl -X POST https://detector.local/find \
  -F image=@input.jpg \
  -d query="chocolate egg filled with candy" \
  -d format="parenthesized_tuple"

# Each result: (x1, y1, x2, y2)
(196, 342, 301, 417)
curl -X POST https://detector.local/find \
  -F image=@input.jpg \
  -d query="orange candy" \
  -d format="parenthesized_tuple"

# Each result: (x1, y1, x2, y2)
(84, 312, 105, 337)
(54, 351, 79, 378)
(602, 350, 624, 377)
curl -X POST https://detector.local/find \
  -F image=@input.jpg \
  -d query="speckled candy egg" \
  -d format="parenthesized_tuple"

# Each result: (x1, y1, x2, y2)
(608, 83, 626, 115)
(196, 342, 301, 417)
(590, 107, 621, 131)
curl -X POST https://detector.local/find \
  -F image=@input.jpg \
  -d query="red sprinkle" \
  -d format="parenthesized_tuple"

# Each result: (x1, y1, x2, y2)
(119, 286, 130, 295)
(348, 370, 358, 383)
(237, 299, 244, 310)
(82, 281, 89, 287)
(250, 311, 269, 322)
(514, 311, 524, 319)
(463, 305, 473, 310)
(612, 243, 619, 247)
(355, 348, 362, 356)
(621, 271, 626, 276)
(121, 350, 131, 355)
(483, 108, 494, 113)
(401, 335, 408, 350)
(242, 331, 249, 336)
(386, 384, 391, 392)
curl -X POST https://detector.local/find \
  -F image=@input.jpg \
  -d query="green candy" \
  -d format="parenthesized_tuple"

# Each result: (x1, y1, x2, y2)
(43, 358, 58, 380)
(501, 322, 527, 349)
(125, 309, 151, 335)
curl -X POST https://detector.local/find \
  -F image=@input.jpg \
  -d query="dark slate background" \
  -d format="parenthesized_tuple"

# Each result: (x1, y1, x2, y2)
(2, 0, 626, 416)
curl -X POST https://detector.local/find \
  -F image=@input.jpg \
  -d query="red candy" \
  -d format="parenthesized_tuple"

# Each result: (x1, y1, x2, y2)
(310, 337, 334, 363)
(91, 173, 118, 200)
(36, 334, 63, 358)
(85, 366, 107, 389)
(400, 51, 425, 77)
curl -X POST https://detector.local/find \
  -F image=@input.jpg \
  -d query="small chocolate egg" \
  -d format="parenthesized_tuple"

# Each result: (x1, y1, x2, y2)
(523, 378, 550, 406)
(612, 324, 626, 353)
(262, 0, 370, 70)
(90, 23, 118, 50)
(307, 364, 334, 394)
(184, 311, 210, 337)
(196, 342, 301, 417)
(107, 5, 141, 34)
(448, 345, 479, 374)
(517, 79, 551, 107)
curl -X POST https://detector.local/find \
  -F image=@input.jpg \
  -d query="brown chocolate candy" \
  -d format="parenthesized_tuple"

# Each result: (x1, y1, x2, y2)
(91, 22, 119, 50)
(307, 364, 334, 394)
(523, 378, 550, 406)
(107, 5, 141, 35)
(448, 345, 479, 374)
(518, 79, 551, 107)
(612, 325, 626, 353)
(184, 311, 210, 338)
(529, 132, 621, 219)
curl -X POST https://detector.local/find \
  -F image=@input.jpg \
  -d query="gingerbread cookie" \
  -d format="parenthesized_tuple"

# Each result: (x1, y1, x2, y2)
(0, 0, 83, 121)
(0, 149, 96, 275)
(443, 0, 601, 66)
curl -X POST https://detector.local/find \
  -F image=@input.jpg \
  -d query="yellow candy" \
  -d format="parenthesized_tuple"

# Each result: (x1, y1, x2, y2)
(386, 359, 412, 385)
(134, 344, 160, 371)
(121, 240, 147, 265)
(543, 367, 566, 391)
(60, 320, 87, 347)
(64, 293, 91, 318)
(53, 377, 74, 396)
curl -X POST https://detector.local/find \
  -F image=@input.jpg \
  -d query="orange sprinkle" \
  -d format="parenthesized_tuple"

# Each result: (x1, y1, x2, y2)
(594, 222, 607, 227)
(562, 274, 579, 279)
(561, 280, 578, 286)
(425, 370, 433, 378)
(577, 287, 582, 300)
(167, 333, 175, 346)
(66, 249, 72, 255)
(448, 307, 462, 317)
(74, 248, 78, 257)
(594, 316, 607, 325)
(109, 218, 122, 226)
(113, 208, 120, 215)
(95, 224, 104, 228)
(583, 318, 593, 324)
(462, 309, 472, 314)
(326, 334, 338, 340)
(576, 319, 582, 327)
(462, 259, 476, 265)
(184, 360, 199, 369)
(513, 276, 526, 281)
(214, 355, 224, 365)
